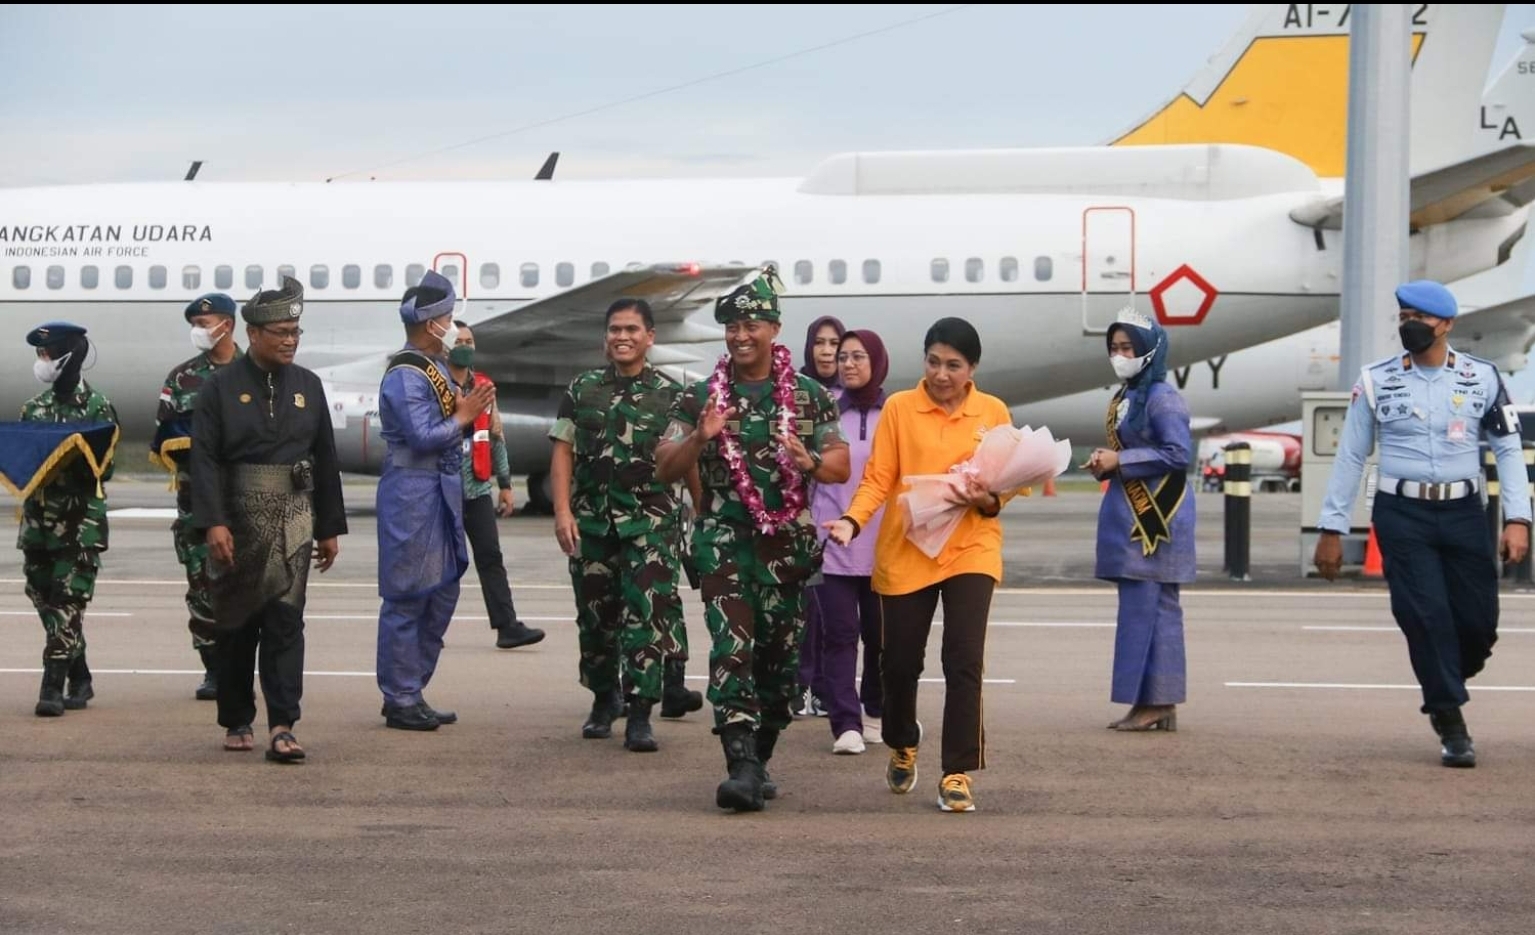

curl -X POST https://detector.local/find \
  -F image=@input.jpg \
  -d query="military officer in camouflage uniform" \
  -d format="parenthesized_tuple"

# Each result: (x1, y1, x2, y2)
(152, 293, 243, 701)
(550, 298, 702, 753)
(18, 322, 118, 717)
(656, 269, 849, 811)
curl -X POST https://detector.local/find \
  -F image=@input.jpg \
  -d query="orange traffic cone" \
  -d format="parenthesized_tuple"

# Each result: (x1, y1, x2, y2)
(1363, 527, 1383, 578)
(1044, 478, 1057, 498)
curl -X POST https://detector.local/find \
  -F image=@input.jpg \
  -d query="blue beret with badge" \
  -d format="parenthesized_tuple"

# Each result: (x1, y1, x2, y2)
(1395, 280, 1458, 319)
(26, 320, 88, 347)
(184, 293, 238, 322)
(399, 269, 456, 324)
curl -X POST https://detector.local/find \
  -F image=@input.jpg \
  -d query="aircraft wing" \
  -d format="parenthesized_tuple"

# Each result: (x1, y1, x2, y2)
(1451, 293, 1535, 372)
(1289, 144, 1535, 230)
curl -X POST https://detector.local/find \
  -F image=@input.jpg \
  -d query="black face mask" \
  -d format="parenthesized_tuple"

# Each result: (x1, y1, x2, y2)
(1399, 320, 1438, 354)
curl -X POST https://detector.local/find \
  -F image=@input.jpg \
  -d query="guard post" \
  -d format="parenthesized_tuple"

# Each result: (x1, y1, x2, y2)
(1224, 442, 1251, 581)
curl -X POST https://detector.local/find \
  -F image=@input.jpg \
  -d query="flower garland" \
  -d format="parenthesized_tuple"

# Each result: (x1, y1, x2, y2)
(707, 343, 807, 534)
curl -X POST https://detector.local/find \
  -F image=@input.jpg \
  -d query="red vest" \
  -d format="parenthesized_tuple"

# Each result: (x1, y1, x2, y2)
(470, 371, 493, 482)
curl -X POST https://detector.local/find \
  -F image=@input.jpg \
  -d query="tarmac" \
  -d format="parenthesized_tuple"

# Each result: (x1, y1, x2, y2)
(1, 477, 1532, 934)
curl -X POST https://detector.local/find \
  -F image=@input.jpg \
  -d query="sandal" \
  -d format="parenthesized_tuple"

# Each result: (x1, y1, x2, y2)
(265, 730, 307, 763)
(223, 725, 255, 752)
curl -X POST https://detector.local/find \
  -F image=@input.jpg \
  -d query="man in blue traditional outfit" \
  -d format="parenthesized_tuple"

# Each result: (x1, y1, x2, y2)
(376, 270, 497, 731)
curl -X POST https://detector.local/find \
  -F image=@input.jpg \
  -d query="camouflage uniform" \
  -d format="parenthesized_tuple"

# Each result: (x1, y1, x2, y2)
(665, 371, 844, 730)
(19, 383, 117, 663)
(550, 364, 686, 704)
(155, 348, 242, 650)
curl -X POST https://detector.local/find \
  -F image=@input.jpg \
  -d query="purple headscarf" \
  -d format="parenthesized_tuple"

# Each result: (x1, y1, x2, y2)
(801, 315, 846, 387)
(838, 329, 888, 412)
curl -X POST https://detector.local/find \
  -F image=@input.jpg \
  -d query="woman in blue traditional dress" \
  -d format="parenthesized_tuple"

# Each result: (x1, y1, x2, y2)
(1083, 309, 1194, 732)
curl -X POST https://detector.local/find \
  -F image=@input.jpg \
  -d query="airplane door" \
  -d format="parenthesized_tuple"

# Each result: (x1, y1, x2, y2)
(1081, 207, 1135, 333)
(432, 252, 468, 304)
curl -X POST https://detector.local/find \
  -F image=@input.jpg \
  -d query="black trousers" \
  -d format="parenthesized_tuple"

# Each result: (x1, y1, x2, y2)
(1373, 493, 1499, 714)
(880, 573, 994, 775)
(215, 600, 304, 732)
(463, 493, 519, 630)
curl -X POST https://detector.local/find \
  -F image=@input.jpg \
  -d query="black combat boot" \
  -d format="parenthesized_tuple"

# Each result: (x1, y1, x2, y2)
(1429, 708, 1476, 768)
(195, 645, 218, 701)
(582, 689, 622, 739)
(715, 723, 765, 812)
(756, 726, 780, 800)
(64, 654, 94, 710)
(35, 658, 69, 717)
(624, 698, 659, 752)
(660, 659, 704, 719)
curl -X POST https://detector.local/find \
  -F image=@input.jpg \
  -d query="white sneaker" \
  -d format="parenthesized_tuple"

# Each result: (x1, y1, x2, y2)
(862, 717, 883, 745)
(832, 729, 866, 755)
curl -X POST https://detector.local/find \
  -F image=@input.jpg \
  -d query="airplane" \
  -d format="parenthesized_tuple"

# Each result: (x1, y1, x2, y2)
(0, 5, 1530, 513)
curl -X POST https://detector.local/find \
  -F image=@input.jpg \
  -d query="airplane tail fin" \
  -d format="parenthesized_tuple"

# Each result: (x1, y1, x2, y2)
(1110, 5, 1506, 178)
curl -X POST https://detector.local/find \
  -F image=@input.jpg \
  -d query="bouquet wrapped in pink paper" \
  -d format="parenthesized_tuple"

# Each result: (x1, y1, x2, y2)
(896, 424, 1072, 558)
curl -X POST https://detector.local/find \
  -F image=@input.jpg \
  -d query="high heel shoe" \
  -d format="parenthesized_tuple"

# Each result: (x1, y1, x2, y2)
(1114, 705, 1176, 732)
(1106, 705, 1143, 729)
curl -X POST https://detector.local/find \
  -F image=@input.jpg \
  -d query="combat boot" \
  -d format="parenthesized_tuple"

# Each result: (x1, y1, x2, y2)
(624, 698, 659, 752)
(715, 722, 765, 812)
(660, 659, 704, 719)
(581, 689, 622, 739)
(195, 645, 218, 701)
(1429, 708, 1477, 768)
(64, 654, 94, 710)
(35, 658, 69, 717)
(756, 726, 780, 800)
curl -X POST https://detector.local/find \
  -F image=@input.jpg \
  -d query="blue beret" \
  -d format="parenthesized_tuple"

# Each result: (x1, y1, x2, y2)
(1395, 280, 1457, 319)
(400, 269, 456, 324)
(184, 293, 237, 321)
(26, 320, 87, 347)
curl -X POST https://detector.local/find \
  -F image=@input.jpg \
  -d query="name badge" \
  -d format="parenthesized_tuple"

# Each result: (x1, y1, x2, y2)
(1447, 418, 1468, 442)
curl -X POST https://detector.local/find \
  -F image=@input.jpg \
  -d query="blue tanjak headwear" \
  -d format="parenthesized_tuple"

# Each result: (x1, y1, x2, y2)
(1107, 308, 1169, 435)
(400, 269, 457, 324)
(1394, 280, 1458, 319)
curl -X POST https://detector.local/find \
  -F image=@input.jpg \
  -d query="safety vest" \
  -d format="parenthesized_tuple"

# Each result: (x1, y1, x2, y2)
(470, 371, 493, 482)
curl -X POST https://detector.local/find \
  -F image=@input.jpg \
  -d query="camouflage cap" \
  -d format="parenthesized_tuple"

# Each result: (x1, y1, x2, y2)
(714, 266, 783, 325)
(242, 276, 304, 325)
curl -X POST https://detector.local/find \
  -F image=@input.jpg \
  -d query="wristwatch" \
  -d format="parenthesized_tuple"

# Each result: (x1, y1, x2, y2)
(807, 448, 823, 473)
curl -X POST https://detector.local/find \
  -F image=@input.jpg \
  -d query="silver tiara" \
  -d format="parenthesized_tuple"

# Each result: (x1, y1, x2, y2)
(1116, 306, 1154, 330)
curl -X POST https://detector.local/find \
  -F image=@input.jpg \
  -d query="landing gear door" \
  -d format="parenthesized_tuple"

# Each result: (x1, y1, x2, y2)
(1082, 207, 1135, 334)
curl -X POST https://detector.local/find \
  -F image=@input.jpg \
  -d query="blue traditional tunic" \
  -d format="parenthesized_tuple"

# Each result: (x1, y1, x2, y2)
(1094, 380, 1197, 583)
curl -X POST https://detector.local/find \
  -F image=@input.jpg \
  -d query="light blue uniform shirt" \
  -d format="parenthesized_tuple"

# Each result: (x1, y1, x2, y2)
(1318, 348, 1531, 532)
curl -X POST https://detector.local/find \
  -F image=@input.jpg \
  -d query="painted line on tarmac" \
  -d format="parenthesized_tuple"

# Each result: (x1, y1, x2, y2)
(0, 610, 133, 617)
(1303, 625, 1535, 634)
(1226, 681, 1535, 692)
(0, 668, 1016, 685)
(937, 620, 1112, 628)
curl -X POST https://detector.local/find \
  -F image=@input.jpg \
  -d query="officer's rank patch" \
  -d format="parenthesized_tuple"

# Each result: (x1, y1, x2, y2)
(239, 393, 252, 404)
(1452, 393, 1464, 408)
(294, 393, 306, 409)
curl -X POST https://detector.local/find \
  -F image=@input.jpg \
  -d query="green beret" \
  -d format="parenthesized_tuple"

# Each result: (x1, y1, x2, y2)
(715, 267, 783, 324)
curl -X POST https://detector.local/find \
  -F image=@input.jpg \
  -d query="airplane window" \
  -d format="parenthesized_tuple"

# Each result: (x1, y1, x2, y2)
(81, 266, 99, 289)
(245, 265, 262, 289)
(149, 266, 167, 289)
(183, 266, 201, 289)
(521, 263, 540, 288)
(343, 265, 361, 289)
(556, 262, 574, 287)
(591, 262, 610, 279)
(406, 264, 425, 287)
(46, 266, 65, 289)
(310, 265, 329, 289)
(479, 263, 500, 289)
(931, 259, 949, 283)
(374, 264, 393, 289)
(1034, 256, 1053, 282)
(862, 259, 881, 284)
(999, 257, 1019, 282)
(277, 264, 296, 284)
(965, 258, 984, 283)
(441, 263, 459, 283)
(116, 266, 133, 289)
(794, 260, 813, 285)
(12, 266, 30, 290)
(828, 260, 847, 285)
(215, 265, 232, 289)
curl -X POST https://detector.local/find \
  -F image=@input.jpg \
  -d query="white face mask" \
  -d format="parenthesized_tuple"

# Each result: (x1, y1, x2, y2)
(190, 321, 227, 351)
(1110, 352, 1150, 381)
(34, 352, 70, 384)
(428, 320, 458, 350)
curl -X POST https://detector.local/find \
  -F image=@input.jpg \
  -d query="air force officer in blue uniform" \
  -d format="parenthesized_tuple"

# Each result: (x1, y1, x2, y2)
(1314, 280, 1530, 768)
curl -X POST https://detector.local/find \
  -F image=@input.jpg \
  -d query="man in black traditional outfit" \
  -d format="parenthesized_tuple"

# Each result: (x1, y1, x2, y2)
(190, 276, 347, 763)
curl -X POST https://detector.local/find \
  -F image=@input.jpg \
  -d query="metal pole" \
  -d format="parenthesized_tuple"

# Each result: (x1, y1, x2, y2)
(1338, 4, 1413, 385)
(1224, 442, 1252, 582)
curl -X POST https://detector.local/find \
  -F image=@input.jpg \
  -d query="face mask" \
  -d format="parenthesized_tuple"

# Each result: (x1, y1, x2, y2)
(190, 322, 226, 351)
(1110, 352, 1150, 381)
(1399, 320, 1438, 354)
(428, 320, 458, 350)
(448, 345, 475, 368)
(33, 352, 69, 384)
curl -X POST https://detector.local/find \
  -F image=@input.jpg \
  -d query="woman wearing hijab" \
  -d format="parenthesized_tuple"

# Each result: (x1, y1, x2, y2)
(796, 315, 846, 716)
(1083, 309, 1195, 733)
(808, 329, 888, 754)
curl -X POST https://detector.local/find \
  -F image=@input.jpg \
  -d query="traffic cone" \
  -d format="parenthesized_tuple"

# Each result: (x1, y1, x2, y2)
(1363, 526, 1383, 578)
(1044, 478, 1057, 497)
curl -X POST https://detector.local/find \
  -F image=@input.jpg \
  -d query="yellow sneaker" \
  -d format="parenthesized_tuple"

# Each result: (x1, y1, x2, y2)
(938, 772, 975, 812)
(886, 745, 918, 794)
